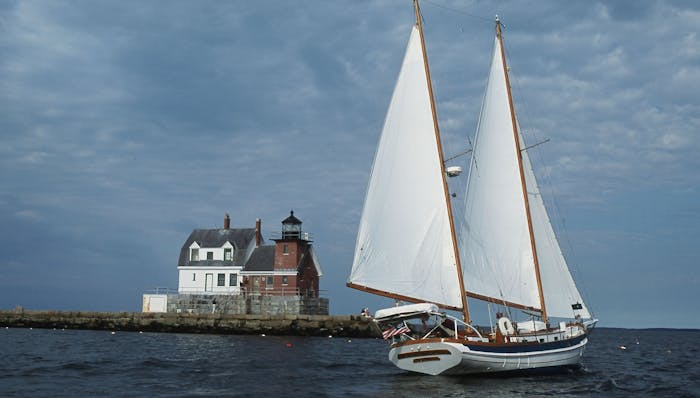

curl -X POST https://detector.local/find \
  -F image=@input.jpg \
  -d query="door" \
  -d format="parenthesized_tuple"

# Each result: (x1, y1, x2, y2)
(205, 273, 213, 292)
(253, 276, 260, 295)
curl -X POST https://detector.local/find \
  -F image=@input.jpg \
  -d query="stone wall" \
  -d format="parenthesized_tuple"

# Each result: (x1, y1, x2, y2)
(164, 294, 329, 316)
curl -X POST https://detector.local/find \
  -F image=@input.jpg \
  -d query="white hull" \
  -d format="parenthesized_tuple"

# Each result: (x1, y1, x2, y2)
(388, 335, 588, 376)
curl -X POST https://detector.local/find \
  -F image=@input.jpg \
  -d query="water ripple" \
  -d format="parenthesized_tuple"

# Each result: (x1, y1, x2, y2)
(1, 327, 698, 397)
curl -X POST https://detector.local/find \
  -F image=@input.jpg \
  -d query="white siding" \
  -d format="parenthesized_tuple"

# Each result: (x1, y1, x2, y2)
(178, 238, 258, 295)
(178, 266, 243, 294)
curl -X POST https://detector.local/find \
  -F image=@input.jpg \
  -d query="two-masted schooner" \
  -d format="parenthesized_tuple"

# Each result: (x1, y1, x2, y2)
(348, 1, 597, 375)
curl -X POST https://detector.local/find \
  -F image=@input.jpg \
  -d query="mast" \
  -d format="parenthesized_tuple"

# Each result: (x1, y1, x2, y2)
(414, 0, 471, 323)
(495, 18, 548, 323)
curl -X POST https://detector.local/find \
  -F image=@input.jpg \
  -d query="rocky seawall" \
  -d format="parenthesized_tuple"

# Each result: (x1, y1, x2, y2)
(0, 310, 381, 338)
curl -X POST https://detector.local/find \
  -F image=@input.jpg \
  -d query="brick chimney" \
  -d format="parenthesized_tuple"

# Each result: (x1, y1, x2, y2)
(255, 218, 262, 247)
(224, 213, 230, 230)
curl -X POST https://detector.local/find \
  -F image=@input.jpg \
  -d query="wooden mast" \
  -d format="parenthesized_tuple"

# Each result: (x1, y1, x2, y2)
(414, 0, 471, 323)
(496, 18, 548, 323)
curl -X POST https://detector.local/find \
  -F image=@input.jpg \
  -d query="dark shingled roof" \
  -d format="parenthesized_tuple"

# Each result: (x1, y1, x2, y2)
(178, 228, 255, 266)
(282, 210, 302, 225)
(243, 245, 275, 272)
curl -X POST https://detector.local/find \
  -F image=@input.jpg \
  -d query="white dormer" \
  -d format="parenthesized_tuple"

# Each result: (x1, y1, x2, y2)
(189, 241, 236, 262)
(222, 241, 234, 262)
(189, 242, 201, 261)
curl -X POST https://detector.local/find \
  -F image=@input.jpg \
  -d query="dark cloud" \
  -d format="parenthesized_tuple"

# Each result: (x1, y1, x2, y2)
(0, 1, 698, 327)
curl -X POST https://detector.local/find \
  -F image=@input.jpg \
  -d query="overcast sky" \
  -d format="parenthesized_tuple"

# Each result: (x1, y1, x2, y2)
(1, 1, 698, 328)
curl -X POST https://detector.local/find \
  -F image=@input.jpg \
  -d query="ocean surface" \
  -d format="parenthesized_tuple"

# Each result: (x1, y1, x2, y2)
(0, 327, 698, 397)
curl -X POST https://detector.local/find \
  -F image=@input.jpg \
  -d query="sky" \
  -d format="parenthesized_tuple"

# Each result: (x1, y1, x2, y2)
(1, 0, 698, 329)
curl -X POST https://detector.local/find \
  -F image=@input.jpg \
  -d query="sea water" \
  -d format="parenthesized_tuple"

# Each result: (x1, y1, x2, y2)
(0, 327, 698, 397)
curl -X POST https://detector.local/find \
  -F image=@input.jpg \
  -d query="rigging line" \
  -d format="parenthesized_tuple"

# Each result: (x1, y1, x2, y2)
(498, 293, 514, 321)
(422, 0, 493, 24)
(466, 131, 474, 154)
(520, 138, 550, 152)
(444, 148, 473, 163)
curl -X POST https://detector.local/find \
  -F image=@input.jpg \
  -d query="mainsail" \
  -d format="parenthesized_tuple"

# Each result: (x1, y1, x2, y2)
(459, 36, 541, 312)
(348, 25, 463, 309)
(459, 34, 590, 318)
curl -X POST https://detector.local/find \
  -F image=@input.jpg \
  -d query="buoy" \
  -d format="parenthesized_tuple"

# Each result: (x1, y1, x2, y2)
(328, 335, 333, 338)
(285, 342, 292, 348)
(110, 331, 116, 335)
(261, 333, 266, 337)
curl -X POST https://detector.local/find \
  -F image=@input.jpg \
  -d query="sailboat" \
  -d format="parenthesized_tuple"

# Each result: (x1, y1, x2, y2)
(348, 1, 597, 376)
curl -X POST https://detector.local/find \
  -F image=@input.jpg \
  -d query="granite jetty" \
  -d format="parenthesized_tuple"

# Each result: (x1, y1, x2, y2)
(0, 309, 380, 337)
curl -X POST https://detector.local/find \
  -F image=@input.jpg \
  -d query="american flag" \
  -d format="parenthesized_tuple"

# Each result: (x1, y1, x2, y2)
(382, 323, 410, 340)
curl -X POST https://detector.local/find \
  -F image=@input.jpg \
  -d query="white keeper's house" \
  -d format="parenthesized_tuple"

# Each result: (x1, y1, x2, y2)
(143, 211, 328, 315)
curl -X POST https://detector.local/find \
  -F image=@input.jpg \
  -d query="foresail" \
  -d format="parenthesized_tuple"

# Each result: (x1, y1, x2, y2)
(458, 36, 542, 312)
(521, 143, 591, 319)
(348, 26, 463, 309)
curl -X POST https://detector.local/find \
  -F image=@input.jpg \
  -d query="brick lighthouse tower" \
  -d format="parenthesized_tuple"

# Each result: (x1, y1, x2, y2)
(272, 210, 319, 296)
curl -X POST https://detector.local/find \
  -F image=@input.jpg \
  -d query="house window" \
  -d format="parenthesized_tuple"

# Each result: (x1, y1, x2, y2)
(207, 251, 214, 260)
(217, 273, 225, 286)
(283, 244, 289, 254)
(224, 248, 232, 261)
(267, 276, 274, 286)
(191, 249, 199, 261)
(282, 276, 288, 285)
(229, 273, 238, 286)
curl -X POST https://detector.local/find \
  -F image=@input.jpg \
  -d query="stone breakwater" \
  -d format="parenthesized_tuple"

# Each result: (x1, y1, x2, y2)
(0, 310, 381, 338)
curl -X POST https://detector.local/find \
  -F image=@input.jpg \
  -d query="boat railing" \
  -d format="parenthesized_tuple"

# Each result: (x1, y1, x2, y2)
(400, 333, 417, 341)
(444, 313, 486, 340)
(423, 323, 445, 339)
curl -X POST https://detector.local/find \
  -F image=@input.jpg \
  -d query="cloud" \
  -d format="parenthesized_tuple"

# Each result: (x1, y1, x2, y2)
(14, 210, 40, 221)
(0, 1, 698, 326)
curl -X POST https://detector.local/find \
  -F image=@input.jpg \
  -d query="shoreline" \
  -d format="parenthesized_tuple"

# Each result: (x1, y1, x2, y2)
(0, 310, 381, 338)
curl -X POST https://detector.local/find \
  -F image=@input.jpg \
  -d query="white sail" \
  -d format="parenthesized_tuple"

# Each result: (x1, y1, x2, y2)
(350, 12, 595, 376)
(521, 144, 591, 318)
(458, 36, 542, 311)
(348, 26, 463, 309)
(459, 35, 590, 318)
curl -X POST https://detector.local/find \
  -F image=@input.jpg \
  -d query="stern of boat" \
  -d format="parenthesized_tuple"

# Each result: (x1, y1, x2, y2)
(388, 340, 463, 375)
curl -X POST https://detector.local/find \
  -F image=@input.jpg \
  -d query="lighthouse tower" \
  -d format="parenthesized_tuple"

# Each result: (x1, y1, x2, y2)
(272, 210, 318, 296)
(273, 210, 308, 271)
